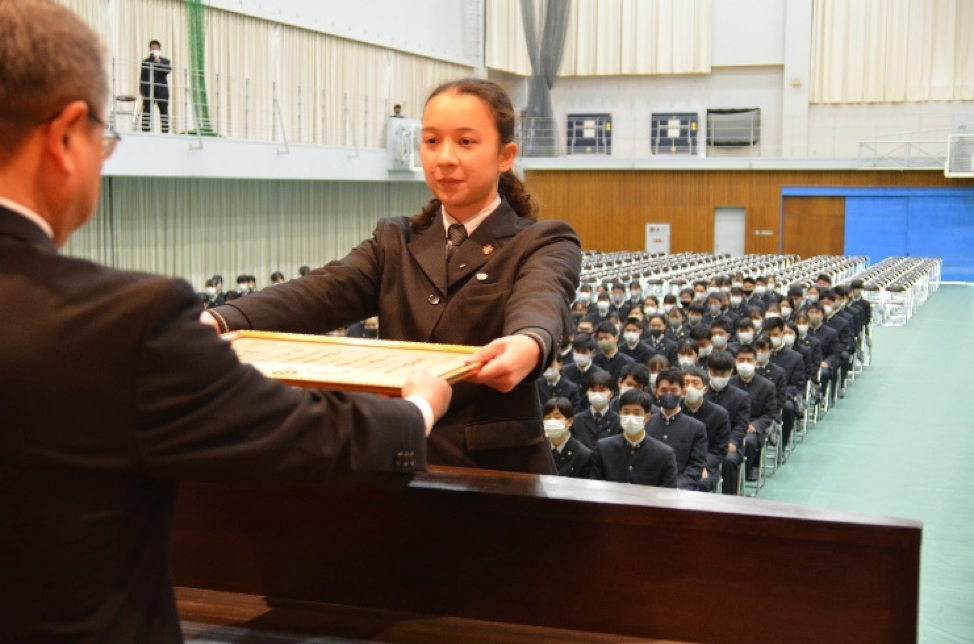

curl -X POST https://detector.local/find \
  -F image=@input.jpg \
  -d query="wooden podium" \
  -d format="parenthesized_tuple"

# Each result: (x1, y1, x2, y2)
(173, 467, 920, 644)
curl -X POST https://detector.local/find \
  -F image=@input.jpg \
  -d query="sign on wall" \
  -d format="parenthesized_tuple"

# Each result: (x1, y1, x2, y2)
(645, 223, 671, 254)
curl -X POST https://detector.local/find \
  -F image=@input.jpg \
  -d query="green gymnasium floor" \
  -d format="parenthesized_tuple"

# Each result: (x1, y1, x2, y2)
(759, 285, 974, 644)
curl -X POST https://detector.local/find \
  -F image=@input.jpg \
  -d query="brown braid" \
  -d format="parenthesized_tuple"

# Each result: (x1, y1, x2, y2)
(410, 78, 538, 231)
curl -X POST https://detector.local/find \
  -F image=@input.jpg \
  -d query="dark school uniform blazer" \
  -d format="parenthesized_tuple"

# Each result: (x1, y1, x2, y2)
(552, 436, 593, 479)
(590, 434, 678, 488)
(0, 207, 426, 644)
(211, 201, 582, 470)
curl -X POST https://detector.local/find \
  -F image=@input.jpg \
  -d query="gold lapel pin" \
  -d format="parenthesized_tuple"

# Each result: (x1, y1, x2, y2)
(476, 273, 488, 281)
(482, 244, 494, 255)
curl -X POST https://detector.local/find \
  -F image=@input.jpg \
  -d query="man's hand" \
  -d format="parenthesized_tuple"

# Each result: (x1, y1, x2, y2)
(820, 361, 830, 369)
(199, 311, 220, 333)
(402, 370, 452, 434)
(747, 425, 756, 434)
(728, 443, 737, 453)
(701, 469, 709, 480)
(466, 334, 541, 393)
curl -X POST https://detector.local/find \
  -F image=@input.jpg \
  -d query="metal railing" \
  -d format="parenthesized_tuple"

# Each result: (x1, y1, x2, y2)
(857, 128, 951, 169)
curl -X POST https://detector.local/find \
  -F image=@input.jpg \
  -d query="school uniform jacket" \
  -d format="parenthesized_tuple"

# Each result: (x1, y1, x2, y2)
(705, 384, 751, 452)
(646, 411, 709, 491)
(590, 434, 678, 488)
(211, 201, 582, 472)
(552, 436, 593, 479)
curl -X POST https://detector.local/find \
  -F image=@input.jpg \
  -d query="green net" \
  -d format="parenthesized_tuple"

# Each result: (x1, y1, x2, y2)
(186, 0, 216, 135)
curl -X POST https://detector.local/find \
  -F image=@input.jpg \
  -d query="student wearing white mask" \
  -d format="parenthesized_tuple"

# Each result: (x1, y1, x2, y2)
(139, 39, 171, 132)
(617, 319, 653, 365)
(753, 337, 788, 448)
(709, 319, 736, 356)
(589, 389, 677, 488)
(764, 318, 806, 452)
(705, 351, 751, 494)
(543, 397, 591, 479)
(735, 318, 756, 347)
(790, 315, 824, 385)
(682, 367, 730, 492)
(536, 352, 581, 412)
(676, 341, 699, 372)
(687, 326, 714, 368)
(571, 370, 621, 450)
(642, 295, 661, 319)
(561, 334, 605, 404)
(646, 368, 708, 491)
(728, 345, 778, 482)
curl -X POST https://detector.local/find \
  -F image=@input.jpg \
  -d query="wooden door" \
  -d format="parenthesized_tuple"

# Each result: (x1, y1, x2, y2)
(782, 196, 845, 258)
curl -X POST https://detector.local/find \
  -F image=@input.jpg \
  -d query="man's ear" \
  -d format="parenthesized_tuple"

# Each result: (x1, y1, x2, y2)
(498, 141, 518, 173)
(43, 101, 89, 174)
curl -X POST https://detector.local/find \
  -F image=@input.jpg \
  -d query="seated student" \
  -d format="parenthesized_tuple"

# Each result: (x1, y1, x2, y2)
(589, 390, 678, 488)
(576, 318, 595, 337)
(676, 340, 700, 372)
(746, 306, 766, 337)
(557, 332, 575, 367)
(577, 283, 595, 309)
(571, 300, 589, 329)
(625, 305, 645, 326)
(609, 363, 652, 413)
(784, 320, 814, 385)
(735, 317, 756, 349)
(647, 354, 669, 402)
(741, 277, 766, 312)
(710, 319, 735, 356)
(730, 345, 778, 482)
(610, 282, 633, 319)
(645, 314, 678, 363)
(703, 292, 731, 327)
(627, 280, 645, 310)
(817, 293, 853, 390)
(805, 303, 840, 394)
(538, 352, 582, 412)
(585, 291, 612, 326)
(848, 279, 872, 330)
(764, 317, 805, 448)
(563, 333, 603, 388)
(705, 350, 751, 494)
(665, 305, 688, 343)
(688, 325, 713, 368)
(787, 284, 806, 316)
(572, 370, 621, 450)
(646, 368, 709, 491)
(661, 293, 679, 315)
(685, 302, 706, 330)
(728, 286, 747, 319)
(641, 295, 662, 321)
(691, 280, 709, 303)
(543, 397, 592, 479)
(816, 273, 832, 289)
(682, 367, 730, 492)
(833, 285, 863, 342)
(678, 288, 694, 310)
(593, 321, 635, 381)
(755, 275, 776, 308)
(618, 318, 654, 364)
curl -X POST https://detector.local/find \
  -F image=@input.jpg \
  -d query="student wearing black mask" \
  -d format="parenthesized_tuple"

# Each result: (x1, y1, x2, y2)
(645, 314, 678, 363)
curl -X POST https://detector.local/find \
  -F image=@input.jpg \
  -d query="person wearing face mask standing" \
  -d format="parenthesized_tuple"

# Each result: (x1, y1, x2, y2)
(537, 352, 581, 412)
(729, 345, 778, 482)
(139, 40, 171, 133)
(705, 351, 751, 494)
(682, 367, 730, 493)
(572, 370, 621, 450)
(589, 390, 677, 488)
(543, 397, 591, 478)
(645, 368, 708, 491)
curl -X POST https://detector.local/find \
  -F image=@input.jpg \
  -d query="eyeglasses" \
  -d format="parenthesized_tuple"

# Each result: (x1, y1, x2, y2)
(35, 102, 121, 159)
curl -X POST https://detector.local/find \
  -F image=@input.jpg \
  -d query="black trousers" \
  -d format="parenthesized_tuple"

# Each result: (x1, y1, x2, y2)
(142, 96, 170, 133)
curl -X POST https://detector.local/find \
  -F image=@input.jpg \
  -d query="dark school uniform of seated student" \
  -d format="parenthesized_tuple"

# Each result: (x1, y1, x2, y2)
(644, 313, 679, 364)
(618, 318, 654, 364)
(609, 363, 653, 414)
(754, 338, 788, 416)
(537, 352, 581, 412)
(709, 319, 736, 358)
(584, 292, 612, 327)
(590, 390, 677, 488)
(705, 350, 752, 494)
(729, 345, 777, 482)
(805, 303, 841, 394)
(682, 367, 730, 493)
(688, 325, 714, 369)
(543, 397, 592, 479)
(562, 333, 608, 411)
(572, 370, 621, 450)
(592, 321, 635, 382)
(646, 368, 709, 492)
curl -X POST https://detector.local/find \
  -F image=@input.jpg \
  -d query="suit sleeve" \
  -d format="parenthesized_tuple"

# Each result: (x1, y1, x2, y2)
(589, 443, 605, 480)
(132, 279, 427, 483)
(211, 221, 388, 334)
(751, 385, 776, 435)
(785, 356, 804, 398)
(504, 221, 581, 379)
(659, 450, 678, 489)
(708, 410, 731, 474)
(677, 424, 709, 491)
(577, 448, 593, 480)
(729, 395, 750, 449)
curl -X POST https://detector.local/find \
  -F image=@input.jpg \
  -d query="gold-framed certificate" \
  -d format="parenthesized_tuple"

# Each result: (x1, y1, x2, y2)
(223, 330, 481, 396)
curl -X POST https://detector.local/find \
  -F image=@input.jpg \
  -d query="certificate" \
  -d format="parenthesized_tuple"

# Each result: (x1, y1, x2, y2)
(223, 330, 481, 396)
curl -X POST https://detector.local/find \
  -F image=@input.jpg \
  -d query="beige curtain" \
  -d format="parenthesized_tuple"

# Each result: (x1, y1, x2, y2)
(64, 178, 434, 291)
(811, 0, 974, 103)
(56, 0, 471, 142)
(487, 0, 712, 76)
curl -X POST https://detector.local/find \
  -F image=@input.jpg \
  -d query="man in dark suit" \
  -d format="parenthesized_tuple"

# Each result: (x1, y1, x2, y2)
(543, 397, 592, 478)
(729, 346, 778, 482)
(590, 390, 677, 488)
(706, 351, 751, 494)
(647, 368, 709, 491)
(538, 352, 582, 412)
(140, 39, 172, 133)
(206, 189, 582, 474)
(682, 367, 730, 492)
(0, 4, 452, 641)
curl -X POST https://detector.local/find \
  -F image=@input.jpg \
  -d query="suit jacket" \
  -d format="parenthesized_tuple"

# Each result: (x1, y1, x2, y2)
(643, 333, 678, 364)
(212, 202, 581, 471)
(552, 436, 593, 479)
(770, 347, 805, 398)
(646, 411, 709, 491)
(809, 322, 842, 371)
(590, 434, 678, 488)
(139, 55, 171, 98)
(824, 313, 853, 356)
(729, 374, 777, 438)
(0, 207, 426, 644)
(756, 361, 787, 413)
(572, 408, 621, 450)
(705, 384, 750, 451)
(537, 375, 582, 412)
(683, 399, 730, 484)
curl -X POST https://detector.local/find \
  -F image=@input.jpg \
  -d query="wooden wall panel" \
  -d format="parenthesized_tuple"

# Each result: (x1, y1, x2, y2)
(782, 196, 846, 257)
(525, 170, 973, 256)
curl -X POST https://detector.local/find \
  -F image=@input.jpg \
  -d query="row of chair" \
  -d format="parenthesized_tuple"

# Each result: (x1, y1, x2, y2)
(858, 258, 942, 326)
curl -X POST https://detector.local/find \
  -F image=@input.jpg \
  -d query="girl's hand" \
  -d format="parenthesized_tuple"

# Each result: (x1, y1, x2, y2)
(466, 335, 541, 393)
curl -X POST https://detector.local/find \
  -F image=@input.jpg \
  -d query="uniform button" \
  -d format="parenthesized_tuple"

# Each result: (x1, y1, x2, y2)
(664, 435, 668, 439)
(459, 263, 467, 269)
(428, 294, 440, 305)
(629, 466, 633, 471)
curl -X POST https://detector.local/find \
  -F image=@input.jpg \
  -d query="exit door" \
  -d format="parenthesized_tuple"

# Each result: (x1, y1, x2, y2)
(714, 207, 746, 256)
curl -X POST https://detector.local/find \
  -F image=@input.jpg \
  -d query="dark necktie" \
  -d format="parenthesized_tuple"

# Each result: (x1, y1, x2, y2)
(447, 224, 467, 259)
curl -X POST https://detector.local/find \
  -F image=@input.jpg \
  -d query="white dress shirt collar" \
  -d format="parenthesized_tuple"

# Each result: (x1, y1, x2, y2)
(442, 193, 501, 237)
(625, 432, 646, 448)
(0, 196, 54, 240)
